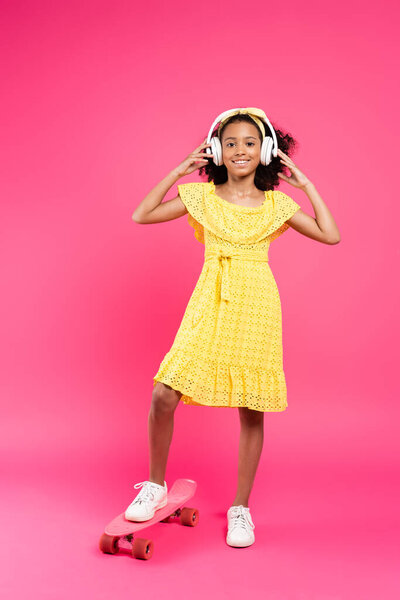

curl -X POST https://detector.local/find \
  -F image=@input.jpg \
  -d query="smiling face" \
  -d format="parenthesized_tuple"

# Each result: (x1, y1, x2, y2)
(220, 119, 263, 176)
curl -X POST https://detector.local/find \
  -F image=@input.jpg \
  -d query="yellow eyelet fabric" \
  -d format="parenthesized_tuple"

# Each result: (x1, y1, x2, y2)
(153, 181, 301, 412)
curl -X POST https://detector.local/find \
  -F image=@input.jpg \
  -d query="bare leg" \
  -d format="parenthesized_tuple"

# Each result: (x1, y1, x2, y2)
(148, 382, 182, 486)
(231, 407, 264, 507)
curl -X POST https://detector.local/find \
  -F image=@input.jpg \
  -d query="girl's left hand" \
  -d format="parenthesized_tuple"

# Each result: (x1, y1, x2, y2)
(277, 149, 312, 189)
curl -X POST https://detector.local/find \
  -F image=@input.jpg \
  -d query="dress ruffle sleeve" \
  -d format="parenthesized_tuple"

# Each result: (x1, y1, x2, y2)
(265, 190, 301, 242)
(177, 182, 206, 245)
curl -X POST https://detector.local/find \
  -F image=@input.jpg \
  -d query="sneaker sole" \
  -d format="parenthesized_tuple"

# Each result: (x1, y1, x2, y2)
(226, 509, 255, 547)
(226, 535, 255, 547)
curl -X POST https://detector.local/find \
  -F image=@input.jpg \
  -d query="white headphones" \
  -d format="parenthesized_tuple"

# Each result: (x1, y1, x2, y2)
(204, 107, 278, 167)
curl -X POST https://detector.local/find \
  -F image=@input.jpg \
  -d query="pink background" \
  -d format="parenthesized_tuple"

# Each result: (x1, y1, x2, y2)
(1, 0, 399, 597)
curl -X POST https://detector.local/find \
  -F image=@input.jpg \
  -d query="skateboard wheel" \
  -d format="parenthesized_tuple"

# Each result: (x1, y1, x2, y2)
(132, 537, 154, 560)
(180, 507, 199, 527)
(99, 533, 119, 554)
(160, 516, 171, 523)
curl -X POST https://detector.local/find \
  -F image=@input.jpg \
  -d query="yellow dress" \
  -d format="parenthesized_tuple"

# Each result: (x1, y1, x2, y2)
(153, 181, 301, 412)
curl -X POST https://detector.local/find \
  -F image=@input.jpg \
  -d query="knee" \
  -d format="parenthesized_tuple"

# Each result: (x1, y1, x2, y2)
(238, 406, 264, 427)
(151, 383, 181, 416)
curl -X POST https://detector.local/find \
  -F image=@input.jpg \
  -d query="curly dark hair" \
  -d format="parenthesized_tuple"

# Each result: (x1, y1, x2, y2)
(198, 113, 298, 192)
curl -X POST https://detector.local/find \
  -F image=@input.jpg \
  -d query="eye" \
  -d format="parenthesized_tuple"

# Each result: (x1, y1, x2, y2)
(226, 141, 255, 147)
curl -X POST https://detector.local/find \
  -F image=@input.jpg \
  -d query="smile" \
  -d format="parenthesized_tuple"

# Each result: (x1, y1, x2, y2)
(232, 160, 249, 165)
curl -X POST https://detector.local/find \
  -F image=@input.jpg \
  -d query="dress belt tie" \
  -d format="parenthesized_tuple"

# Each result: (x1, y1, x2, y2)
(204, 248, 269, 302)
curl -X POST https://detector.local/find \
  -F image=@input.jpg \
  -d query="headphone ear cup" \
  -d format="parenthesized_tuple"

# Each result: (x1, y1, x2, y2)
(260, 136, 274, 166)
(211, 136, 223, 166)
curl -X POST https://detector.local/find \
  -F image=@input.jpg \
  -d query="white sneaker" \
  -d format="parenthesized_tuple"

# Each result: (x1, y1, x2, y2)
(226, 505, 255, 547)
(124, 480, 168, 522)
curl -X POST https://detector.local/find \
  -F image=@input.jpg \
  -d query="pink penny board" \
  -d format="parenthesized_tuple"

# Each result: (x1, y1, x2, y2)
(99, 478, 199, 560)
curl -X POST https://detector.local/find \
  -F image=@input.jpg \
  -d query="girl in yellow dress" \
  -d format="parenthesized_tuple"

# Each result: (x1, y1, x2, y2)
(126, 107, 341, 548)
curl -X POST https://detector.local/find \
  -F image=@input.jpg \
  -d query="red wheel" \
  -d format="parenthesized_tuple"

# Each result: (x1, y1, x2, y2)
(160, 516, 171, 523)
(99, 533, 119, 554)
(180, 507, 199, 527)
(132, 537, 154, 560)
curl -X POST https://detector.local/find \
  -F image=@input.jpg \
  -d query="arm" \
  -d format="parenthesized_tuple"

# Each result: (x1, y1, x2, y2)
(277, 149, 341, 245)
(132, 139, 212, 224)
(132, 169, 186, 224)
(286, 183, 341, 245)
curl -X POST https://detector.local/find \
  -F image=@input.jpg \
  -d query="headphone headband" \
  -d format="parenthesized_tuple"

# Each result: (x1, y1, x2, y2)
(206, 107, 277, 157)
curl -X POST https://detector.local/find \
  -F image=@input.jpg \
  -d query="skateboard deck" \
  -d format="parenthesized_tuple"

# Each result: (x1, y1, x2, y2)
(99, 478, 199, 560)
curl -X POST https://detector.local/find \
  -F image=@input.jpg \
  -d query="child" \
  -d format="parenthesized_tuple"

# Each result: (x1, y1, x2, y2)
(126, 107, 341, 548)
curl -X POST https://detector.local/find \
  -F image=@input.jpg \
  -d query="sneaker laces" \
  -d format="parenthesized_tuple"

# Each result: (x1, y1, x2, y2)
(229, 506, 255, 531)
(132, 481, 163, 505)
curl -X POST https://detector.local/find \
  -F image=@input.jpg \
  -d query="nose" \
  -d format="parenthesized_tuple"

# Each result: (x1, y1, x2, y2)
(233, 141, 249, 154)
(234, 145, 246, 155)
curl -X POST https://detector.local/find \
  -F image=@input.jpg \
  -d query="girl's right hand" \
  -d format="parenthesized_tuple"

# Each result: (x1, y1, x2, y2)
(173, 138, 214, 178)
